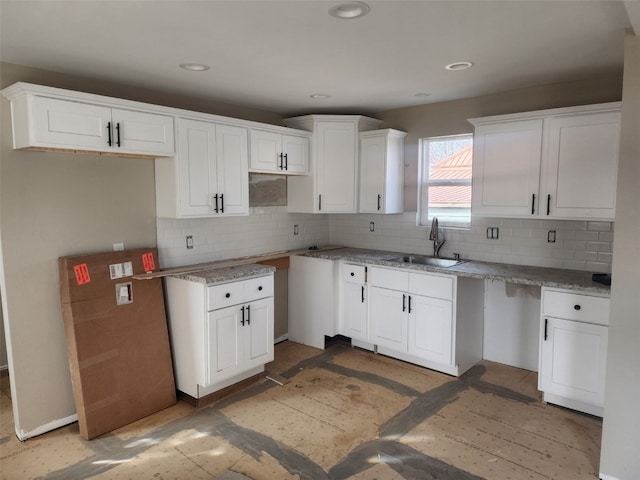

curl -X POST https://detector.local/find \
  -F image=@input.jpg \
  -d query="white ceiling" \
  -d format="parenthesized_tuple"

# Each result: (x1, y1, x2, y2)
(0, 1, 636, 116)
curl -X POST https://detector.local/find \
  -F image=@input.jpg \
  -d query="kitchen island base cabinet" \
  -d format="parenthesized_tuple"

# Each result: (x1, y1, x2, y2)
(164, 273, 274, 400)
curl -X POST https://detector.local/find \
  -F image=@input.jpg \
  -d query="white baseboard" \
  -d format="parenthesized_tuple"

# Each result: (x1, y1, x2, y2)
(599, 474, 620, 480)
(16, 413, 78, 441)
(274, 333, 289, 344)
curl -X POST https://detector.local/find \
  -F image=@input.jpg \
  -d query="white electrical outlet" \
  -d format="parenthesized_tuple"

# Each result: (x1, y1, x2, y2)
(113, 242, 124, 251)
(186, 235, 194, 249)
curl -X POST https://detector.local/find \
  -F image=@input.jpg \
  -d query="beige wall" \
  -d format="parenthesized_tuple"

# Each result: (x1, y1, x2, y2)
(599, 33, 640, 480)
(376, 74, 623, 211)
(0, 62, 284, 438)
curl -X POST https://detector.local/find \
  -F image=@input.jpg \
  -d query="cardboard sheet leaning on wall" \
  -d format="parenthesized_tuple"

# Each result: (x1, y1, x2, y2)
(59, 248, 176, 440)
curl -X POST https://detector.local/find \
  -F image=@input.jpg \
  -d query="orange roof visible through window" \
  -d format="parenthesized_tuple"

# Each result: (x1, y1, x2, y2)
(429, 145, 472, 205)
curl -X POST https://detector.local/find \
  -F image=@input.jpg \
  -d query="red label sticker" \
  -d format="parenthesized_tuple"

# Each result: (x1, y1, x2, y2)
(142, 252, 156, 272)
(73, 263, 91, 285)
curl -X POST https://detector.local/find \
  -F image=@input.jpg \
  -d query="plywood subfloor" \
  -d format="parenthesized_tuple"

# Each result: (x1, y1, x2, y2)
(0, 342, 602, 479)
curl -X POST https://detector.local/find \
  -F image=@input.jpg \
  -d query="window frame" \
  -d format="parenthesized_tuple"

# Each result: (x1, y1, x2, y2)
(417, 133, 473, 229)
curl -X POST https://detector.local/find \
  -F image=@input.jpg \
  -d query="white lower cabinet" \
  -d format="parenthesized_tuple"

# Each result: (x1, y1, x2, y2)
(408, 294, 453, 366)
(341, 264, 368, 343)
(538, 288, 609, 417)
(207, 297, 273, 385)
(365, 266, 483, 376)
(164, 273, 274, 399)
(369, 286, 406, 351)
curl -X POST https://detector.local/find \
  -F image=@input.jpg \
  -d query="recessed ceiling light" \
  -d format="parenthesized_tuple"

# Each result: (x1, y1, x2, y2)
(310, 94, 332, 100)
(179, 63, 210, 72)
(414, 93, 431, 98)
(329, 2, 370, 19)
(445, 61, 474, 71)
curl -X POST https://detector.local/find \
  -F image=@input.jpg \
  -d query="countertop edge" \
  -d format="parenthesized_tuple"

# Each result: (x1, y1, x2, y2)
(296, 248, 611, 295)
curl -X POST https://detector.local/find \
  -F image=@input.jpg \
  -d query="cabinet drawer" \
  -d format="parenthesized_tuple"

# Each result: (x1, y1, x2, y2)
(409, 272, 455, 300)
(342, 264, 366, 284)
(542, 290, 610, 326)
(369, 267, 408, 291)
(243, 275, 274, 302)
(208, 282, 244, 311)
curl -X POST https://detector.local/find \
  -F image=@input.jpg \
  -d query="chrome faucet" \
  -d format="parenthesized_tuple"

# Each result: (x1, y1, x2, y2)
(429, 217, 446, 257)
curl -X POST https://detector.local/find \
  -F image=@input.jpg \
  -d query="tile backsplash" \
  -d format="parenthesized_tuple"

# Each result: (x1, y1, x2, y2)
(157, 207, 330, 268)
(158, 208, 613, 273)
(330, 213, 614, 273)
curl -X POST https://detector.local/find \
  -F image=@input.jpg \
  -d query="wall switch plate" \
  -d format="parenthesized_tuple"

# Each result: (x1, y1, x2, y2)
(113, 242, 124, 251)
(547, 230, 556, 243)
(186, 235, 194, 249)
(486, 227, 499, 239)
(115, 282, 133, 305)
(293, 224, 299, 235)
(370, 222, 375, 232)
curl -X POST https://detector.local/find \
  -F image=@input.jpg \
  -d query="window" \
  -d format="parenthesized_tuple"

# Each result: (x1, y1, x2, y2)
(418, 134, 473, 227)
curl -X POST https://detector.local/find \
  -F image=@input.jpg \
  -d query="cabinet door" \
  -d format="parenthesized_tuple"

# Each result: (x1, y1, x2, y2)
(216, 124, 249, 215)
(369, 287, 407, 353)
(359, 135, 386, 213)
(207, 305, 243, 385)
(177, 118, 218, 216)
(282, 134, 309, 174)
(343, 282, 368, 342)
(111, 108, 174, 155)
(543, 112, 620, 220)
(243, 298, 274, 371)
(316, 121, 357, 213)
(249, 129, 281, 173)
(408, 295, 453, 366)
(32, 96, 112, 150)
(539, 317, 608, 407)
(472, 119, 543, 217)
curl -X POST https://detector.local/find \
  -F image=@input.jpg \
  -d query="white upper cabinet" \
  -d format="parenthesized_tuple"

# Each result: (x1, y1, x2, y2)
(284, 115, 382, 213)
(249, 129, 310, 174)
(155, 118, 248, 218)
(359, 129, 406, 214)
(2, 83, 175, 157)
(543, 112, 620, 219)
(471, 119, 543, 217)
(469, 103, 621, 220)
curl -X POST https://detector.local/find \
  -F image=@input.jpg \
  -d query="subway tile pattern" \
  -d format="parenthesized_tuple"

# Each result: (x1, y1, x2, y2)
(158, 209, 613, 273)
(157, 207, 330, 268)
(329, 214, 614, 273)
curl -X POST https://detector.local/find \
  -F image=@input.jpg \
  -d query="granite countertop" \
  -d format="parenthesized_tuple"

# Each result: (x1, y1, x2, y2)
(299, 247, 611, 295)
(171, 264, 275, 285)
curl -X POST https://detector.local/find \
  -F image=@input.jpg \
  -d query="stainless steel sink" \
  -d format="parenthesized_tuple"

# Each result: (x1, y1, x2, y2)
(388, 255, 464, 268)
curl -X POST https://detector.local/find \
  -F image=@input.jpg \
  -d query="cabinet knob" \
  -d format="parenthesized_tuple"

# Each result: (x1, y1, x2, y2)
(258, 286, 263, 291)
(225, 293, 231, 298)
(350, 272, 355, 276)
(574, 304, 581, 311)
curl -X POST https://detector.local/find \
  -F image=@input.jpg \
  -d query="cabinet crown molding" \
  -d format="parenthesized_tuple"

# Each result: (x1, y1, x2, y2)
(468, 101, 622, 126)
